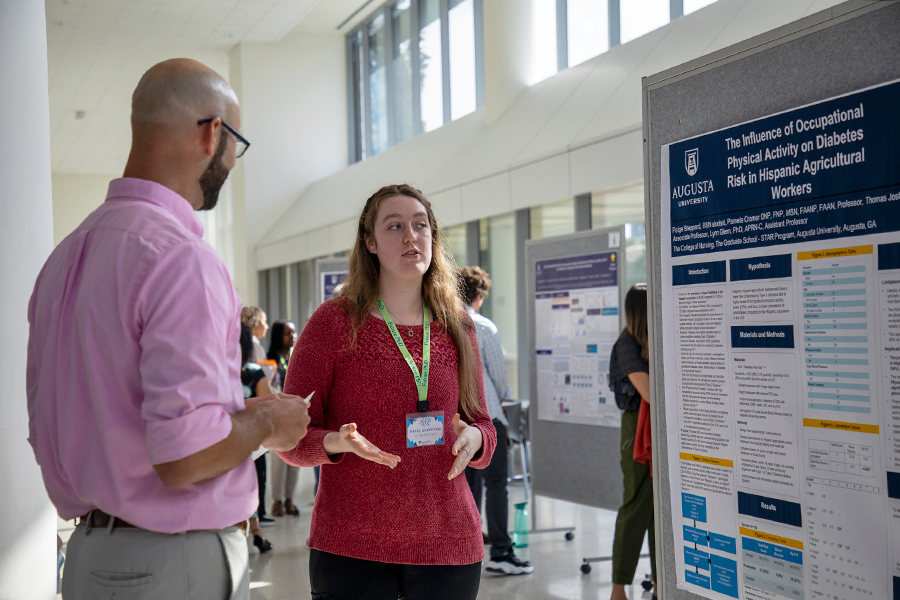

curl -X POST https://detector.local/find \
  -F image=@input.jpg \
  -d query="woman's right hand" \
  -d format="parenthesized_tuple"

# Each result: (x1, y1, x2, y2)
(323, 424, 402, 469)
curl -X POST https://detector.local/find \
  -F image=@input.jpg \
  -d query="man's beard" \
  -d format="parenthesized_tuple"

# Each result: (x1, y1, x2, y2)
(199, 130, 229, 211)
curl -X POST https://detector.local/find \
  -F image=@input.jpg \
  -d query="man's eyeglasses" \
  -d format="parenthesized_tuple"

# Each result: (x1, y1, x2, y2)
(197, 118, 250, 158)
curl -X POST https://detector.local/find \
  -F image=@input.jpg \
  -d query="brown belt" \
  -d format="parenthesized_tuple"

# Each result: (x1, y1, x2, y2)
(80, 510, 247, 533)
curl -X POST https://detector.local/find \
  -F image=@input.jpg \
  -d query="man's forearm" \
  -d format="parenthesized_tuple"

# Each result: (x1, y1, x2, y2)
(153, 404, 274, 488)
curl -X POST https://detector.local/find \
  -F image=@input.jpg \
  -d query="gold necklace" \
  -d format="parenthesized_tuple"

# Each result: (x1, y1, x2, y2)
(385, 306, 422, 336)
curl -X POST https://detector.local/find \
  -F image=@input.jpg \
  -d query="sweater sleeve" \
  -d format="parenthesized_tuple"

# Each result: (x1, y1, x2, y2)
(278, 301, 346, 467)
(462, 323, 496, 470)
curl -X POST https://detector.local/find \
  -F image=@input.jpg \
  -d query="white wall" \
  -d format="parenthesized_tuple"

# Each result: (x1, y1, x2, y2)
(229, 28, 347, 299)
(50, 173, 112, 245)
(0, 2, 58, 598)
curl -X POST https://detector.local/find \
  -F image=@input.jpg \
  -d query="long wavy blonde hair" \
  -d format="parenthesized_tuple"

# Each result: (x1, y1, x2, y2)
(337, 184, 483, 421)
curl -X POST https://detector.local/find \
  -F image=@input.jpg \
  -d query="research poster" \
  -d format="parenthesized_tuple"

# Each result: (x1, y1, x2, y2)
(535, 246, 622, 428)
(319, 271, 348, 305)
(660, 79, 900, 600)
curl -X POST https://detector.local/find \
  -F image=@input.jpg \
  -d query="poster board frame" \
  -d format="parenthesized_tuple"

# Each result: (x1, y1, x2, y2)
(526, 226, 627, 510)
(641, 2, 900, 598)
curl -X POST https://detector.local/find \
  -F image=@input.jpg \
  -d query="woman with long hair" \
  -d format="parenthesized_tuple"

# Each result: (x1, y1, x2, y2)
(607, 284, 656, 600)
(239, 324, 275, 554)
(267, 320, 302, 517)
(278, 184, 496, 600)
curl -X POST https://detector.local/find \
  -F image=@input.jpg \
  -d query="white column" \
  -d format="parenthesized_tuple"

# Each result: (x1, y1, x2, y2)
(0, 2, 57, 599)
(482, 0, 534, 124)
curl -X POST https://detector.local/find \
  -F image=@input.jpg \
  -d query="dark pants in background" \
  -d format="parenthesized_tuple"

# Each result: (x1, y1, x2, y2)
(611, 408, 657, 585)
(254, 455, 267, 517)
(465, 418, 512, 559)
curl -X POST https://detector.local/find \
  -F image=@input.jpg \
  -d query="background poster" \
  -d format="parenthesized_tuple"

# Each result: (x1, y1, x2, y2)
(535, 252, 622, 427)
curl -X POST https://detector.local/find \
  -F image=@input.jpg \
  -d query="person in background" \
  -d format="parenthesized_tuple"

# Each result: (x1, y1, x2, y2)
(458, 266, 534, 576)
(240, 325, 275, 554)
(27, 58, 309, 600)
(240, 305, 274, 526)
(241, 306, 268, 364)
(267, 320, 302, 517)
(279, 184, 497, 600)
(607, 284, 656, 600)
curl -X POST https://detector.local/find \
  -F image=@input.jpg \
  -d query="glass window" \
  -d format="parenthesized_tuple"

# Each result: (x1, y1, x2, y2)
(442, 223, 467, 267)
(567, 0, 609, 67)
(391, 1, 414, 144)
(478, 214, 519, 397)
(349, 31, 366, 160)
(418, 0, 444, 133)
(368, 13, 389, 155)
(620, 0, 669, 45)
(449, 0, 476, 120)
(591, 182, 646, 289)
(684, 0, 718, 15)
(530, 198, 574, 239)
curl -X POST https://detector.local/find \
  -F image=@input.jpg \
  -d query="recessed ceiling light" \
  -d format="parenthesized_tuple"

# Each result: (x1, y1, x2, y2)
(75, 111, 85, 120)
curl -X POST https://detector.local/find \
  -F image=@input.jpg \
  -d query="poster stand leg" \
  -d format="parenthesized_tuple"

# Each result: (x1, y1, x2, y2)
(528, 492, 576, 541)
(579, 553, 651, 579)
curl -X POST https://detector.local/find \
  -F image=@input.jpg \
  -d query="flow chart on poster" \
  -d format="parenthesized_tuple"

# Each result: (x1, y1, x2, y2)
(660, 79, 900, 600)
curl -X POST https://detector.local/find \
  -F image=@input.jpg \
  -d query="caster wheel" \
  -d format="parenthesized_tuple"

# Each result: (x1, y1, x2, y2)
(565, 532, 575, 541)
(642, 580, 654, 591)
(580, 563, 592, 574)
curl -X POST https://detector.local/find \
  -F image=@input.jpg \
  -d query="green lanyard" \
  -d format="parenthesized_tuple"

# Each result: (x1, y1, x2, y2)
(376, 297, 431, 412)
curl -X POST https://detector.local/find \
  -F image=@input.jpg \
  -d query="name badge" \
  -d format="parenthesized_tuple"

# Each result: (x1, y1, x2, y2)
(406, 411, 444, 447)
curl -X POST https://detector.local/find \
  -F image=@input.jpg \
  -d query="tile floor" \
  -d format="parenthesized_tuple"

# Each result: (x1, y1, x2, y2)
(58, 467, 655, 600)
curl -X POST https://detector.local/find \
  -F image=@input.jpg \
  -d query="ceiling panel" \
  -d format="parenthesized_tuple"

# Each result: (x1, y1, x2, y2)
(45, 0, 327, 175)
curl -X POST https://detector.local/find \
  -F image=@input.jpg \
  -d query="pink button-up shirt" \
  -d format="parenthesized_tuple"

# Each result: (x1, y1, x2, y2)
(27, 178, 256, 533)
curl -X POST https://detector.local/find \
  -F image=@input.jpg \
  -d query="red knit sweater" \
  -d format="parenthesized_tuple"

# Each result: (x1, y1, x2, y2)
(279, 299, 496, 565)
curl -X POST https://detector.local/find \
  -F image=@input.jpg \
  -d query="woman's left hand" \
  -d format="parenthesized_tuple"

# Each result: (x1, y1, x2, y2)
(447, 413, 483, 480)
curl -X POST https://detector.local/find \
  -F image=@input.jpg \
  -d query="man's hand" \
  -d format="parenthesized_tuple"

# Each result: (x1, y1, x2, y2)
(153, 393, 310, 488)
(252, 392, 311, 452)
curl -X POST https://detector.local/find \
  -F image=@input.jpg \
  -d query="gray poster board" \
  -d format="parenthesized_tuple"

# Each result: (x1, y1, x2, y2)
(315, 258, 349, 307)
(527, 226, 627, 509)
(642, 2, 900, 598)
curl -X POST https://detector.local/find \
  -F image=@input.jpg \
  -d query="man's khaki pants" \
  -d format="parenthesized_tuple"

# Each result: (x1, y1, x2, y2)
(62, 519, 250, 600)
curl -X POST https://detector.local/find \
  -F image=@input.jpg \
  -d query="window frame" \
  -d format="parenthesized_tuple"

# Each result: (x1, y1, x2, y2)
(556, 0, 688, 69)
(346, 0, 484, 164)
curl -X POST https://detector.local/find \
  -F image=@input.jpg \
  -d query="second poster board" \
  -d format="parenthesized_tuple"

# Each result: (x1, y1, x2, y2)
(527, 226, 628, 509)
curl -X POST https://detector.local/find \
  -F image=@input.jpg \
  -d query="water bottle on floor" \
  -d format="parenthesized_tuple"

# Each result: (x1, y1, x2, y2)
(513, 501, 529, 548)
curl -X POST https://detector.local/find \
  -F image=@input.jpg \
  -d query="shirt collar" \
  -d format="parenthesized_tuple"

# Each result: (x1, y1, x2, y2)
(105, 178, 204, 237)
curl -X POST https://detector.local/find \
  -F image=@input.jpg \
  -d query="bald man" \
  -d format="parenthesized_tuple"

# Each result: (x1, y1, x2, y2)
(27, 59, 310, 600)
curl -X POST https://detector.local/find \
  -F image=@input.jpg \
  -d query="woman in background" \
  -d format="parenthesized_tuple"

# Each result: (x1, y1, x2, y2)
(240, 324, 275, 554)
(267, 320, 302, 517)
(607, 284, 656, 599)
(279, 184, 496, 600)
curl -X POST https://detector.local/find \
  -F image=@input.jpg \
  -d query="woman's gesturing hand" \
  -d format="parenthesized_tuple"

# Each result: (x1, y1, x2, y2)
(447, 413, 483, 480)
(324, 423, 402, 469)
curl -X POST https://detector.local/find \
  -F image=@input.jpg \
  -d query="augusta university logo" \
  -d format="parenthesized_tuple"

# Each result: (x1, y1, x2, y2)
(685, 148, 699, 176)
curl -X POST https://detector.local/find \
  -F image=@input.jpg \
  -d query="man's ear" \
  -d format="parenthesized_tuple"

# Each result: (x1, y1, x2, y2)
(199, 118, 221, 157)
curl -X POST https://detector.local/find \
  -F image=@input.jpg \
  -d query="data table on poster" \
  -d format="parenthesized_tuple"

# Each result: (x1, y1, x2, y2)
(801, 256, 873, 415)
